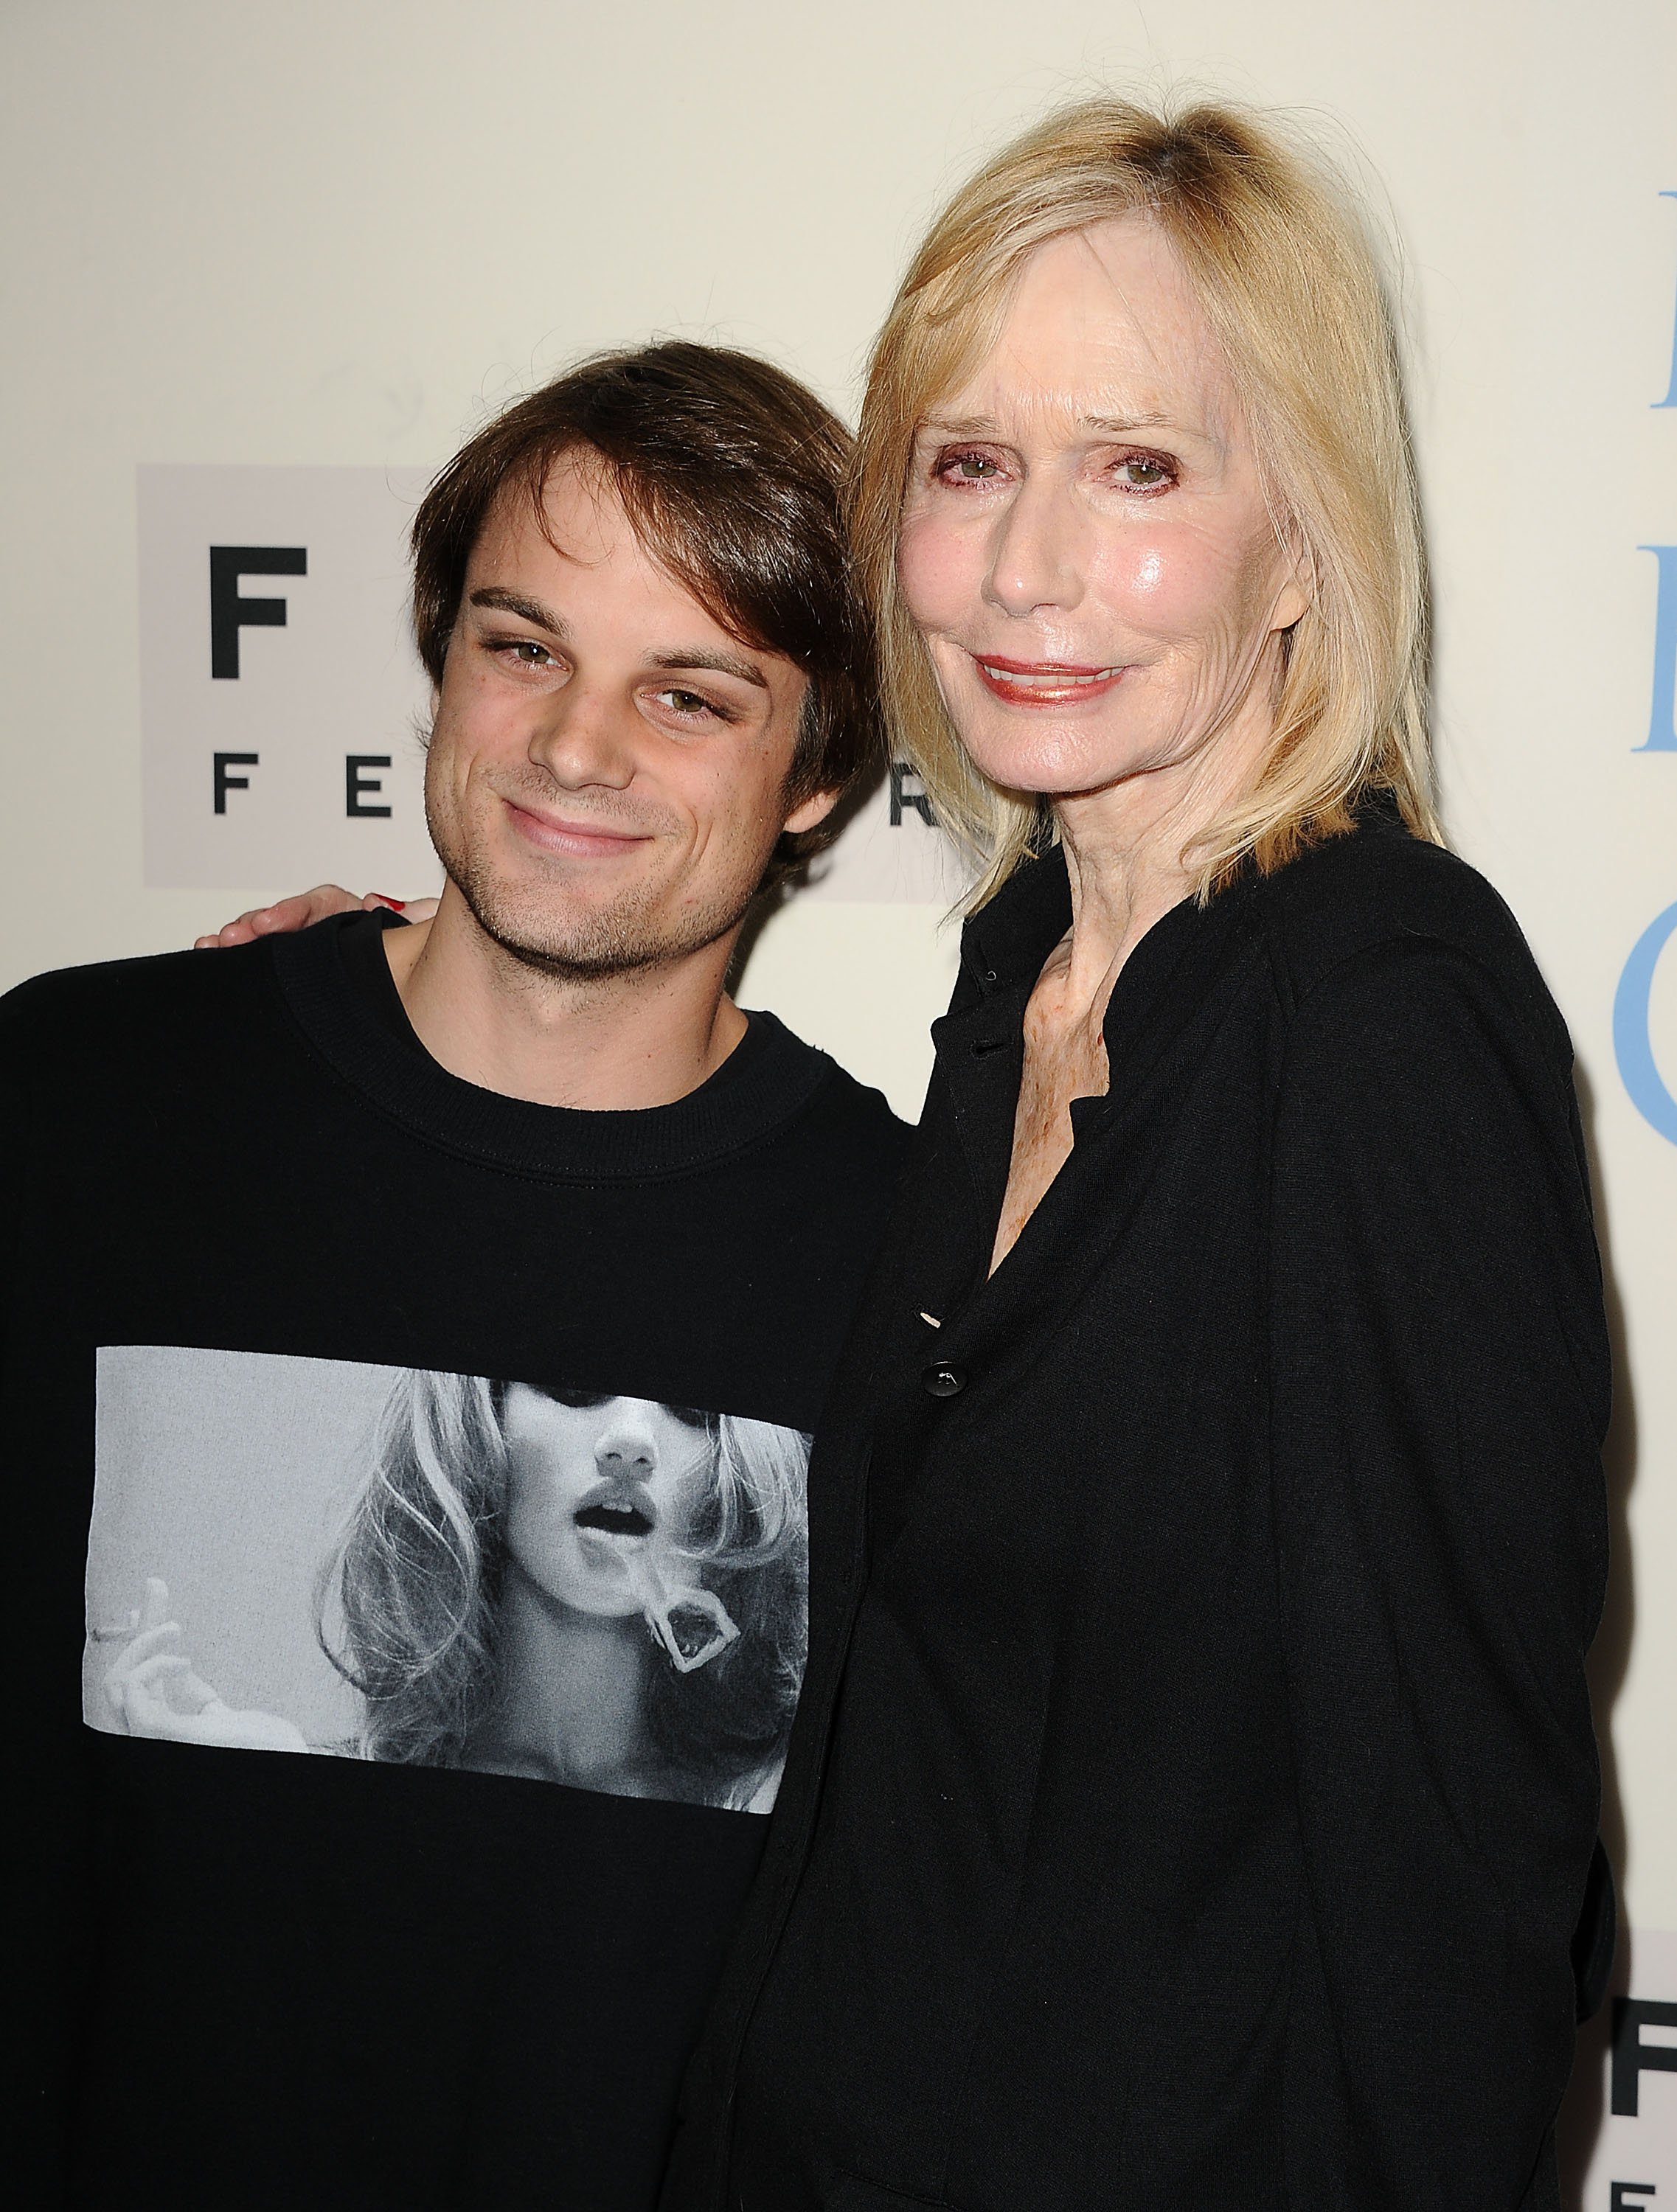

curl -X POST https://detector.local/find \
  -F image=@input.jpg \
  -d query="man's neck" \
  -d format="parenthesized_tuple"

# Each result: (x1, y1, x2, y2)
(381, 885, 748, 1110)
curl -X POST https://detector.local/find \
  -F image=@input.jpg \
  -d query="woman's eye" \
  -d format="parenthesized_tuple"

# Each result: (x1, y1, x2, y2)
(1115, 455, 1176, 491)
(937, 449, 1004, 486)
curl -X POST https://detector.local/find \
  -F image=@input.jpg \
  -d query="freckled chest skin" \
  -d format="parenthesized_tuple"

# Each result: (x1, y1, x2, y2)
(990, 932, 1110, 1273)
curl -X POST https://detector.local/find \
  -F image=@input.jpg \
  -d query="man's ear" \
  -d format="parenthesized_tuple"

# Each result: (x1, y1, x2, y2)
(782, 786, 841, 837)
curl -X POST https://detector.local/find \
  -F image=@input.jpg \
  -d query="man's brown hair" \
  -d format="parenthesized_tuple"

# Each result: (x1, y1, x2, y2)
(412, 341, 880, 883)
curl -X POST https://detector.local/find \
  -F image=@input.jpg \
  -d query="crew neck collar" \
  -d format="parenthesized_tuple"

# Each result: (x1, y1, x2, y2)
(269, 912, 831, 1183)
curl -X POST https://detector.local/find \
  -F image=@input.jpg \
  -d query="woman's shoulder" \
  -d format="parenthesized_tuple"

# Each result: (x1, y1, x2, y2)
(1255, 816, 1572, 1068)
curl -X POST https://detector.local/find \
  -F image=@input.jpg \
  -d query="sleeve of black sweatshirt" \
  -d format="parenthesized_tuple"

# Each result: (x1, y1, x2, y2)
(1269, 933, 1609, 2211)
(2, 973, 94, 2201)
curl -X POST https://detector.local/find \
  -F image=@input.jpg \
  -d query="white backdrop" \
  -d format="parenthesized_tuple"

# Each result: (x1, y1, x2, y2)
(2, 1, 1673, 2197)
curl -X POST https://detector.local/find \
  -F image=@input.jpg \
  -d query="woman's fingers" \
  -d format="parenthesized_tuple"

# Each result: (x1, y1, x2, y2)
(194, 885, 362, 949)
(365, 893, 437, 923)
(192, 884, 434, 946)
(117, 1653, 193, 1736)
(104, 1587, 181, 1719)
(104, 1620, 181, 1704)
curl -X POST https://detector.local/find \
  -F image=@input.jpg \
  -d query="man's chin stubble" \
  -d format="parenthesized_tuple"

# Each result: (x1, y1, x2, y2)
(451, 855, 752, 986)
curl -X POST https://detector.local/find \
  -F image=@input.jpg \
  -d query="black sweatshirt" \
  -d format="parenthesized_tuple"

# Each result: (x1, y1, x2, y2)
(1, 911, 908, 2211)
(664, 814, 1611, 2212)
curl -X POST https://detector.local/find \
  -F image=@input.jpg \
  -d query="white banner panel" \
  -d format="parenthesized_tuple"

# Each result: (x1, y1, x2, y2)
(139, 467, 437, 891)
(1573, 1932, 1677, 2210)
(137, 465, 964, 905)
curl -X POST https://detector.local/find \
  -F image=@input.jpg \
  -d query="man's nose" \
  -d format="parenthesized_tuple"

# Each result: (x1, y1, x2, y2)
(525, 682, 638, 793)
(984, 473, 1086, 619)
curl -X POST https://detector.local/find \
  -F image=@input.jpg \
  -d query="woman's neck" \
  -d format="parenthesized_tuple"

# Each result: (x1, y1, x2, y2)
(1052, 702, 1274, 1018)
(469, 1563, 655, 1790)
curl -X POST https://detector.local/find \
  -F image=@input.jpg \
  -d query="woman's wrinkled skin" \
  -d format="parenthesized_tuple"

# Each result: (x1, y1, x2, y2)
(896, 216, 1308, 1269)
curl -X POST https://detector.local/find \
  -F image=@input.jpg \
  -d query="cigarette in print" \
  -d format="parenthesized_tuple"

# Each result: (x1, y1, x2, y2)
(89, 1573, 172, 1641)
(625, 1551, 740, 1674)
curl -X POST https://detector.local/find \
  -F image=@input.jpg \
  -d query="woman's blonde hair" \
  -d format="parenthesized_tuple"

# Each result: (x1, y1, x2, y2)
(850, 95, 1442, 906)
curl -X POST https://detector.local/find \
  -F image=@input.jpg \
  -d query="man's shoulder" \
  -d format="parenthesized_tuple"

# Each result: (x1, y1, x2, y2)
(0, 939, 280, 1065)
(753, 1018, 912, 1155)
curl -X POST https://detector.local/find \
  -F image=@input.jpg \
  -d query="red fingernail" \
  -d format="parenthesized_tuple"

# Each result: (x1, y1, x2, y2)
(373, 895, 407, 911)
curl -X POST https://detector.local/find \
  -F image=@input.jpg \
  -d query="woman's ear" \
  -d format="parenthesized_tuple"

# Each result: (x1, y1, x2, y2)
(1271, 518, 1315, 634)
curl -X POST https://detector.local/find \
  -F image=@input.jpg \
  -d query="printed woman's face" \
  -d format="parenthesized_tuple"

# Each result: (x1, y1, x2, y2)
(499, 1388, 715, 1618)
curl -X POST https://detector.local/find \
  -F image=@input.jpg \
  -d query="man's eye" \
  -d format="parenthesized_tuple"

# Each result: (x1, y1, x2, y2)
(487, 637, 559, 670)
(655, 688, 720, 718)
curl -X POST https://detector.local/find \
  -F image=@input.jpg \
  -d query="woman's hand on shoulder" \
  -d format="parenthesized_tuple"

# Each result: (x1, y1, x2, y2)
(194, 888, 437, 948)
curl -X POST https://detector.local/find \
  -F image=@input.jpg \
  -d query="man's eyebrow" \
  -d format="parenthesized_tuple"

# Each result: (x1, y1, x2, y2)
(468, 585, 571, 636)
(645, 647, 769, 690)
(465, 591, 767, 689)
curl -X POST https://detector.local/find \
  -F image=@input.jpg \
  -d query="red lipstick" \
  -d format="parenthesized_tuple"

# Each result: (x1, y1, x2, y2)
(969, 653, 1127, 706)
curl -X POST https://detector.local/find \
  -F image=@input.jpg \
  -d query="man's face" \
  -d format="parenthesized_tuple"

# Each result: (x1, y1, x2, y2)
(424, 456, 830, 979)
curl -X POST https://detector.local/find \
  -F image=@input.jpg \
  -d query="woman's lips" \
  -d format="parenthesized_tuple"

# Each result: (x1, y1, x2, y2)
(574, 1479, 657, 1548)
(970, 654, 1127, 706)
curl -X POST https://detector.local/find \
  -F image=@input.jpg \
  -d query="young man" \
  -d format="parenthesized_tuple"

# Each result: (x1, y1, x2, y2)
(5, 344, 909, 2210)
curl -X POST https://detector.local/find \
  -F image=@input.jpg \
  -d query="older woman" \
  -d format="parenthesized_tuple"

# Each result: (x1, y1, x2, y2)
(218, 95, 1608, 2212)
(661, 100, 1609, 2212)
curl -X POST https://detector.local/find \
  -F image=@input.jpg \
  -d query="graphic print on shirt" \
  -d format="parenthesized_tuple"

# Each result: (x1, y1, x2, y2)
(84, 1346, 810, 1812)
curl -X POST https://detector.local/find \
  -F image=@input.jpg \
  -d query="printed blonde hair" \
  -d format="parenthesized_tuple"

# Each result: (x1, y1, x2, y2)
(316, 1371, 808, 1809)
(849, 94, 1442, 906)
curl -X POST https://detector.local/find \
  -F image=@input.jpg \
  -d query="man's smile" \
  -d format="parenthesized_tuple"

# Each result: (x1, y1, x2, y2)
(501, 798, 656, 859)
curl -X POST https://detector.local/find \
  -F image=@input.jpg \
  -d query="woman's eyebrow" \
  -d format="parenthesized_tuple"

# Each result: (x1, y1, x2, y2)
(918, 409, 1184, 438)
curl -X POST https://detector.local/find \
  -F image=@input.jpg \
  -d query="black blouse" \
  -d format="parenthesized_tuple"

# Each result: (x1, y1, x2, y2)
(664, 811, 1610, 2212)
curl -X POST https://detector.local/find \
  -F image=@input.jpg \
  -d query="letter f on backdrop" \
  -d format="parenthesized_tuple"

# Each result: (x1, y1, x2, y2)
(210, 546, 307, 678)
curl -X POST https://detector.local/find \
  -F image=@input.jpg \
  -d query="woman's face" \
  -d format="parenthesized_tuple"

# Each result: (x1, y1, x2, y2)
(499, 1388, 715, 1618)
(896, 215, 1308, 807)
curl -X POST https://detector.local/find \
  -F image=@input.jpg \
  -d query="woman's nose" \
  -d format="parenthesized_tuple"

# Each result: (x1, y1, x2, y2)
(984, 475, 1086, 619)
(596, 1422, 657, 1477)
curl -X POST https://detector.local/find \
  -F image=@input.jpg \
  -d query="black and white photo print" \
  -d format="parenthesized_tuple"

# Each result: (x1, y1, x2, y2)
(86, 1346, 810, 1812)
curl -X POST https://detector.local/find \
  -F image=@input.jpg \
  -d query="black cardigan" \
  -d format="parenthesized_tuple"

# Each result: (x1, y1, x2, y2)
(663, 813, 1610, 2212)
